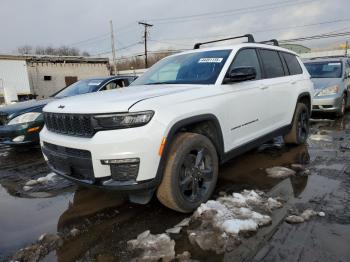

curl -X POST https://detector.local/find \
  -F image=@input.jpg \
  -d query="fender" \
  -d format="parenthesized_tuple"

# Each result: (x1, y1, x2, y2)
(154, 114, 225, 184)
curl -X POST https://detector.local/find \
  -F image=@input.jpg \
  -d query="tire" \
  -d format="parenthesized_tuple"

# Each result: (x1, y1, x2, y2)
(156, 132, 219, 213)
(336, 94, 347, 117)
(284, 103, 310, 145)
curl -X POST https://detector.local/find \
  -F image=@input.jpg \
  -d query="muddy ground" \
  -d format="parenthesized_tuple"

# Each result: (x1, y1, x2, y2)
(0, 113, 350, 262)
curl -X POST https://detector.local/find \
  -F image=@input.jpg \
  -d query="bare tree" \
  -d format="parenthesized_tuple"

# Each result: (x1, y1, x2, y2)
(17, 45, 33, 55)
(16, 45, 90, 57)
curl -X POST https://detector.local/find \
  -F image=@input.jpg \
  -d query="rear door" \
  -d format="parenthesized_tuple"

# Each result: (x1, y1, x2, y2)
(257, 49, 294, 130)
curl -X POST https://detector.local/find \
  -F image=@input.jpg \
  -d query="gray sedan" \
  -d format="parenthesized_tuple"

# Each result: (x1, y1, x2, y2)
(304, 57, 350, 117)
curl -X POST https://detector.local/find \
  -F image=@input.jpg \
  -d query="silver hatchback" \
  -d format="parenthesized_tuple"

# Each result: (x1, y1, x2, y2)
(304, 57, 350, 117)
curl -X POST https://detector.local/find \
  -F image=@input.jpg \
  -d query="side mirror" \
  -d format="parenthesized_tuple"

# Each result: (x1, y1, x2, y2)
(224, 67, 257, 83)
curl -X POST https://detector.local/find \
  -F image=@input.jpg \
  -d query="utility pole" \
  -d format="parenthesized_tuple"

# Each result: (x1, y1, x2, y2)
(110, 20, 117, 75)
(138, 21, 153, 68)
(345, 40, 349, 57)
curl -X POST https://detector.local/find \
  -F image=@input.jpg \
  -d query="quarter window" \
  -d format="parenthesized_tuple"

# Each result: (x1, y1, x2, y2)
(259, 49, 285, 78)
(282, 53, 303, 75)
(228, 49, 261, 79)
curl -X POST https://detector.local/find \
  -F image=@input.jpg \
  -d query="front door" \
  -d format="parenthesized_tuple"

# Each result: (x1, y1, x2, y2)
(220, 48, 271, 150)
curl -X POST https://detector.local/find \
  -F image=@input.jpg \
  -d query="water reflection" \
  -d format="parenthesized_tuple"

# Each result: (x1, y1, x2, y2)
(49, 144, 311, 261)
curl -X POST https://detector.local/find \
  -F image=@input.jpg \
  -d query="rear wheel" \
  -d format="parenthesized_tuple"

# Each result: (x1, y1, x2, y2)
(156, 132, 218, 213)
(284, 103, 310, 145)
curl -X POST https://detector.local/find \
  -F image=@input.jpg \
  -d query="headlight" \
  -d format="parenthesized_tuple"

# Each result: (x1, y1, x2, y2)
(7, 112, 42, 125)
(94, 111, 154, 129)
(317, 85, 339, 96)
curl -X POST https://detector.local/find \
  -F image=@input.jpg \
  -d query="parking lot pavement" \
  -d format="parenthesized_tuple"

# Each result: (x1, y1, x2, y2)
(1, 114, 350, 261)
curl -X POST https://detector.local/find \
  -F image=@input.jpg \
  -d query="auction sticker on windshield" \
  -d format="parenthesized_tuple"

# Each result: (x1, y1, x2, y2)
(198, 58, 223, 63)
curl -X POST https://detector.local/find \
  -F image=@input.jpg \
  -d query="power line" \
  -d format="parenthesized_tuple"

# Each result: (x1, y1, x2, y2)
(150, 17, 350, 47)
(280, 31, 350, 43)
(148, 0, 322, 24)
(93, 42, 140, 56)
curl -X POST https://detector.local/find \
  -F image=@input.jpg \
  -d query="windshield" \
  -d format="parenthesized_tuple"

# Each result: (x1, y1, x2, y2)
(131, 50, 231, 86)
(54, 79, 103, 98)
(304, 62, 342, 78)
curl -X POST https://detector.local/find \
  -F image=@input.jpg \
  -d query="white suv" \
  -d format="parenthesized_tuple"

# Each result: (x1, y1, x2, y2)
(40, 35, 314, 212)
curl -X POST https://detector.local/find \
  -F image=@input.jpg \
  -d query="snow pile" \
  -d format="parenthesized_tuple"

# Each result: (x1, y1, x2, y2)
(285, 209, 325, 224)
(165, 217, 191, 235)
(266, 166, 296, 179)
(23, 173, 59, 191)
(127, 230, 175, 261)
(188, 190, 283, 253)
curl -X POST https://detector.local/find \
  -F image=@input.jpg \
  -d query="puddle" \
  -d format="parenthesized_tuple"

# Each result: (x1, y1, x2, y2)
(0, 184, 74, 258)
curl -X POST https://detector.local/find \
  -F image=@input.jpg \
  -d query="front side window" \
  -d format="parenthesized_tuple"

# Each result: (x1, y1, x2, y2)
(282, 53, 303, 75)
(131, 50, 231, 86)
(228, 48, 261, 79)
(304, 62, 342, 78)
(259, 49, 285, 78)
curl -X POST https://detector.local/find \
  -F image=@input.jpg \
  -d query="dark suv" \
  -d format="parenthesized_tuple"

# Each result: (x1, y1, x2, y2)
(0, 75, 136, 146)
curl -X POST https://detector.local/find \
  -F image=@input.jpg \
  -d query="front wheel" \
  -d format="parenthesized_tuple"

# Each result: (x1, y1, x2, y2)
(284, 103, 310, 145)
(156, 132, 218, 213)
(336, 94, 347, 117)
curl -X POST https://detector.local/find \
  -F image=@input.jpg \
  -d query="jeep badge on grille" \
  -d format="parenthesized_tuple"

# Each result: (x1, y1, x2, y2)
(58, 105, 65, 109)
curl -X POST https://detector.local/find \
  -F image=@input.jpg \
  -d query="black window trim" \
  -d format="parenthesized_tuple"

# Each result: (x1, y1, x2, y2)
(222, 47, 263, 84)
(278, 52, 290, 76)
(280, 51, 303, 76)
(256, 48, 287, 79)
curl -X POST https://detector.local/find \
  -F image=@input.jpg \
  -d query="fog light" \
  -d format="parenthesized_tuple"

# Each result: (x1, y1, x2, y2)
(101, 158, 140, 165)
(12, 135, 25, 142)
(101, 158, 140, 181)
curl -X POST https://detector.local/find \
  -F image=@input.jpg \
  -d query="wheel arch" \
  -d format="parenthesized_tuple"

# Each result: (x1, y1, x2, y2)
(155, 114, 225, 183)
(297, 92, 312, 114)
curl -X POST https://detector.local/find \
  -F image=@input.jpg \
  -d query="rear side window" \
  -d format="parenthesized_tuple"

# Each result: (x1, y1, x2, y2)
(229, 48, 261, 79)
(259, 49, 285, 78)
(282, 53, 303, 75)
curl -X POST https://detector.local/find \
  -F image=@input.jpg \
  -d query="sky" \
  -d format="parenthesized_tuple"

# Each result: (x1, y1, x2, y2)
(1, 0, 349, 59)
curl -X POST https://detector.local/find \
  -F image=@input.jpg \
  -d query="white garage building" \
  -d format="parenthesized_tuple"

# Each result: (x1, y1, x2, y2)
(0, 55, 110, 105)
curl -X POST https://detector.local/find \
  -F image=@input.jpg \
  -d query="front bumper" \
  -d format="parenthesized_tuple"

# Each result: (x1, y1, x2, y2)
(40, 120, 166, 189)
(312, 94, 342, 112)
(0, 123, 41, 146)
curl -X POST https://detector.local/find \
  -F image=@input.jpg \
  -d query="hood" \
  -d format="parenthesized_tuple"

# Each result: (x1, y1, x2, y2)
(43, 85, 201, 114)
(310, 78, 343, 91)
(0, 98, 55, 118)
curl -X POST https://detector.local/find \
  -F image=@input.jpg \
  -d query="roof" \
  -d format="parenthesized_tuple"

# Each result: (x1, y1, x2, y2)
(82, 75, 137, 82)
(0, 54, 109, 64)
(304, 57, 349, 63)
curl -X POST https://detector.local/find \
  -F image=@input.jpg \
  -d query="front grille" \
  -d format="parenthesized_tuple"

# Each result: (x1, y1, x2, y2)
(0, 113, 8, 126)
(43, 142, 94, 182)
(43, 142, 91, 158)
(44, 112, 94, 137)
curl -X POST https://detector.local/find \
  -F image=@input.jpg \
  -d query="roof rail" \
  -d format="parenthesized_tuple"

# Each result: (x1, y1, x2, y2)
(193, 34, 255, 49)
(259, 39, 279, 46)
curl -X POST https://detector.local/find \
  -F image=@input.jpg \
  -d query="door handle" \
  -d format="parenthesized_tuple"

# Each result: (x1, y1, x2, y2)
(290, 80, 297, 85)
(260, 85, 269, 90)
